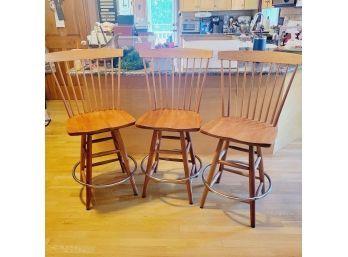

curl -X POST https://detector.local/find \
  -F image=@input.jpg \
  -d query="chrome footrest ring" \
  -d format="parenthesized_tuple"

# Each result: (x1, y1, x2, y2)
(140, 154, 203, 184)
(72, 155, 137, 189)
(201, 164, 272, 202)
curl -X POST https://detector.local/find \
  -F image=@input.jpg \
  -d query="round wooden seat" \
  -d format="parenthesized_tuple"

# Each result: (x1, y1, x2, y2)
(66, 110, 135, 136)
(200, 117, 277, 147)
(136, 109, 202, 132)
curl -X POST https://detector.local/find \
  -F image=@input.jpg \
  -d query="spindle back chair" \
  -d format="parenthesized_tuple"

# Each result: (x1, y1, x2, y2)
(200, 51, 302, 227)
(140, 48, 213, 112)
(219, 50, 301, 127)
(45, 48, 138, 210)
(137, 48, 213, 204)
(46, 48, 123, 118)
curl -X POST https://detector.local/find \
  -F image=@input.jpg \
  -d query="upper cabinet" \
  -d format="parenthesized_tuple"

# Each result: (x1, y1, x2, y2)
(181, 0, 230, 11)
(214, 0, 232, 10)
(199, 0, 212, 11)
(180, 0, 201, 12)
(180, 0, 260, 12)
(232, 0, 245, 10)
(244, 0, 259, 10)
(262, 0, 273, 8)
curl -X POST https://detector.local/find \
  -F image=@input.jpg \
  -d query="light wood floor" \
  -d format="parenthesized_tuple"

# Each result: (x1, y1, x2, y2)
(46, 101, 302, 257)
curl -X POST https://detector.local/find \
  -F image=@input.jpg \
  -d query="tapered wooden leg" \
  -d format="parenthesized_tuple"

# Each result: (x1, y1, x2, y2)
(180, 132, 193, 204)
(153, 131, 162, 174)
(112, 130, 138, 196)
(142, 130, 159, 198)
(216, 141, 229, 184)
(200, 139, 224, 208)
(80, 135, 87, 182)
(111, 131, 126, 174)
(256, 146, 266, 194)
(86, 135, 92, 210)
(249, 145, 256, 228)
(185, 132, 197, 176)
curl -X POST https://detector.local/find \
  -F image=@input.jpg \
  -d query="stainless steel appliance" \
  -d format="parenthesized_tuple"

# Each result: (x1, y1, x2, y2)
(273, 0, 297, 7)
(223, 15, 230, 34)
(200, 18, 212, 34)
(181, 18, 200, 34)
(211, 16, 221, 34)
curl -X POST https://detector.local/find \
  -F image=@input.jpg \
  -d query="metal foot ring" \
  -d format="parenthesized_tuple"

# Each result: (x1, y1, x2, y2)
(202, 163, 272, 202)
(140, 154, 203, 183)
(72, 155, 137, 189)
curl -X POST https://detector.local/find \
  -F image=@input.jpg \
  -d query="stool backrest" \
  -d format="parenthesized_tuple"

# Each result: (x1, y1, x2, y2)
(140, 48, 213, 112)
(45, 48, 123, 118)
(218, 51, 302, 126)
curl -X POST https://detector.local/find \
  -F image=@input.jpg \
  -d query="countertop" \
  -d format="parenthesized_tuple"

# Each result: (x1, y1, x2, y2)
(181, 34, 241, 41)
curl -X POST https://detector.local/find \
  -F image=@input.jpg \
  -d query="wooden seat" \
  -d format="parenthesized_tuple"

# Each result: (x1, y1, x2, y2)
(200, 50, 302, 227)
(67, 109, 135, 136)
(45, 48, 139, 210)
(136, 109, 201, 132)
(200, 117, 277, 147)
(138, 48, 213, 204)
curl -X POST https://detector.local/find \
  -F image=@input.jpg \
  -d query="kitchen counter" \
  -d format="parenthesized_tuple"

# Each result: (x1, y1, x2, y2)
(181, 34, 240, 41)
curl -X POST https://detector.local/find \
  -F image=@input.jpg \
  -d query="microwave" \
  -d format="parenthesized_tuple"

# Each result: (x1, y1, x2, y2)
(273, 0, 297, 7)
(181, 18, 200, 34)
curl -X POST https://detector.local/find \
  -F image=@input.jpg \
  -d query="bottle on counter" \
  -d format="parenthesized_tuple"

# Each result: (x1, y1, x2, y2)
(264, 16, 270, 31)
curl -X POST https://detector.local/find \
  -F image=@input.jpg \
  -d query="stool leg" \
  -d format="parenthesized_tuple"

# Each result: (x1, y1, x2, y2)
(112, 130, 138, 196)
(153, 131, 162, 174)
(216, 141, 229, 184)
(86, 135, 92, 210)
(256, 146, 266, 194)
(80, 135, 87, 182)
(185, 132, 197, 176)
(180, 132, 193, 204)
(142, 130, 159, 198)
(111, 131, 126, 174)
(249, 145, 256, 228)
(200, 139, 224, 208)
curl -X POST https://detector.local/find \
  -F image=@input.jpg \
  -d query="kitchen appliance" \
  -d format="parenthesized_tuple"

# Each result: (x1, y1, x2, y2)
(273, 0, 297, 7)
(200, 18, 212, 34)
(181, 18, 200, 34)
(223, 15, 230, 34)
(211, 16, 221, 34)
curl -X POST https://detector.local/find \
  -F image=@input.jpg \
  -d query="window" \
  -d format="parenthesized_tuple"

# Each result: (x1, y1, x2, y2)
(262, 7, 280, 27)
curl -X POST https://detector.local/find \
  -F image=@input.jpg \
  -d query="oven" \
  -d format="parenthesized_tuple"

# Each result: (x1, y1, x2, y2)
(181, 18, 200, 34)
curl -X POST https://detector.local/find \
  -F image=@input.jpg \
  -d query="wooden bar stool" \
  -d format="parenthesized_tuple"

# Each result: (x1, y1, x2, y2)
(45, 48, 138, 210)
(137, 48, 213, 204)
(199, 51, 302, 227)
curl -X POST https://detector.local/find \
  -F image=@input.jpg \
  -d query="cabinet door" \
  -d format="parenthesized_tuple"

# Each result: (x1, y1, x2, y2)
(231, 0, 245, 10)
(133, 0, 147, 27)
(244, 0, 258, 10)
(180, 0, 201, 11)
(200, 0, 214, 11)
(262, 0, 272, 8)
(214, 0, 232, 10)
